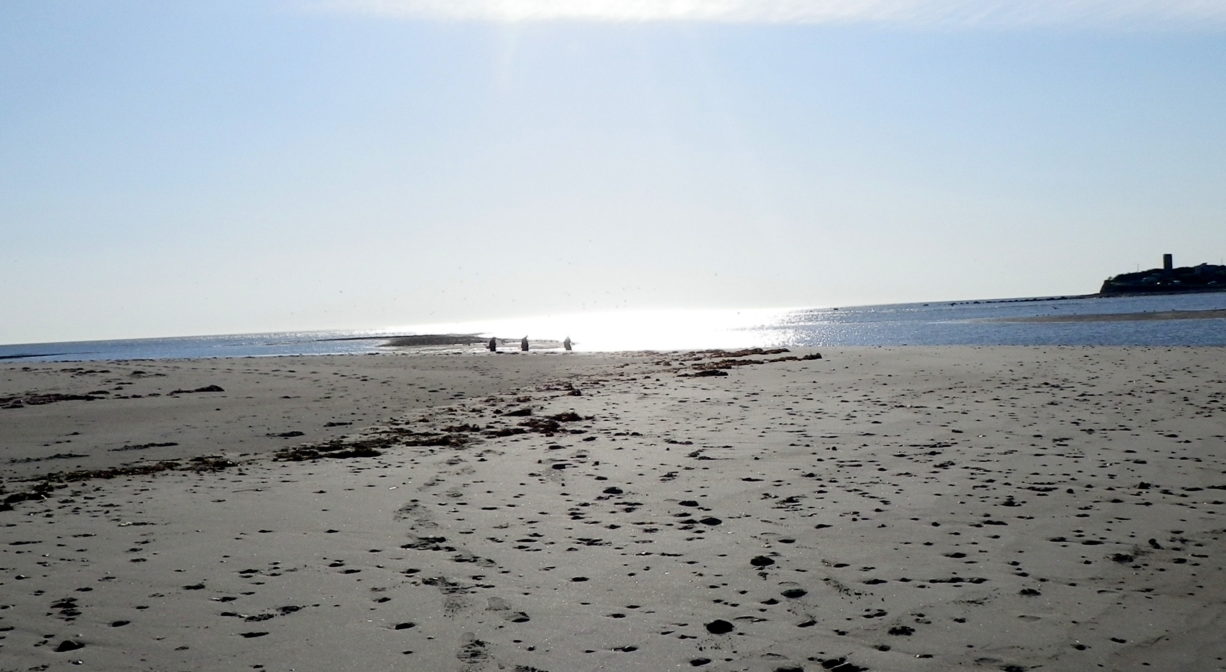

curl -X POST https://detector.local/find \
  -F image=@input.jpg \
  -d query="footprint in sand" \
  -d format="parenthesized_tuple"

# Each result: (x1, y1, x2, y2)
(394, 501, 438, 529)
(457, 631, 492, 671)
(451, 550, 497, 568)
(486, 596, 530, 623)
(422, 576, 474, 617)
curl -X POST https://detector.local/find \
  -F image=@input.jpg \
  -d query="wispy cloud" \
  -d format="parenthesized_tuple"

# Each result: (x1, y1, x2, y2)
(314, 0, 1226, 28)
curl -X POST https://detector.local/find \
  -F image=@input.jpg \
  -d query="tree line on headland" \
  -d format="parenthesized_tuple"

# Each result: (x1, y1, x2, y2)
(1099, 262, 1226, 295)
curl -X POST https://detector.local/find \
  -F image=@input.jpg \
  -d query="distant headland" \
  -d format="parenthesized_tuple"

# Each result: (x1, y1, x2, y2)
(1099, 254, 1226, 296)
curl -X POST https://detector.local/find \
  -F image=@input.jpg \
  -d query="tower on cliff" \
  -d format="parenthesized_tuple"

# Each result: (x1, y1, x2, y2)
(1163, 253, 1173, 271)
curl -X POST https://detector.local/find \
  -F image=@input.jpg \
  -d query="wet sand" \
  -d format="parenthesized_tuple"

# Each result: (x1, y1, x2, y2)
(997, 308, 1226, 322)
(2, 347, 1224, 671)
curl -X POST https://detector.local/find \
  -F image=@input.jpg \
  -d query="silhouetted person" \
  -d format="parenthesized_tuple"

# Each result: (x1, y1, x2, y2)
(520, 336, 529, 351)
(487, 337, 497, 352)
(563, 336, 572, 351)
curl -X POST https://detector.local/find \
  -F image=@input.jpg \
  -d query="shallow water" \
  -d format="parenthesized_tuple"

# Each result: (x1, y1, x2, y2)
(4, 292, 1225, 362)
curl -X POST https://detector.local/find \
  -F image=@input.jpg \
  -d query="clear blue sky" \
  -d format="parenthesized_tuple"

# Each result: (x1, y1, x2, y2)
(3, 0, 1225, 344)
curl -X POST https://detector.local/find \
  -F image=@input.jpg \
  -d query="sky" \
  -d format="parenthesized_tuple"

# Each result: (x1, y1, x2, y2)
(2, 0, 1225, 344)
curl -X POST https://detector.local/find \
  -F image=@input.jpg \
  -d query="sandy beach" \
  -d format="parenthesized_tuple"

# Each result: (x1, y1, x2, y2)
(2, 347, 1224, 671)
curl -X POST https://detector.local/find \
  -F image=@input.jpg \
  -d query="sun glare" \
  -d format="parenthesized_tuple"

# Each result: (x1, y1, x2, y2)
(390, 307, 798, 351)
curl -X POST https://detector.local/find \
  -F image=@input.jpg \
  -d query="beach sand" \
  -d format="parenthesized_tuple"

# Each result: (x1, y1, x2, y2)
(2, 347, 1224, 671)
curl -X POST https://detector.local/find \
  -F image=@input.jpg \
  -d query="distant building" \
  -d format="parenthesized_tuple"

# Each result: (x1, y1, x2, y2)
(1100, 254, 1226, 295)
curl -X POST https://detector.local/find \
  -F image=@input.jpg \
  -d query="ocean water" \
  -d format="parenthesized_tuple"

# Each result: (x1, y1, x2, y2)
(768, 293, 1226, 348)
(3, 293, 1225, 362)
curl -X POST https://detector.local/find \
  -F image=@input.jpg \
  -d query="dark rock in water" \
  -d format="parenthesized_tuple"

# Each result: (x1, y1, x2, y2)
(705, 619, 735, 635)
(781, 588, 807, 599)
(699, 517, 722, 526)
(888, 625, 915, 636)
(54, 640, 85, 653)
(693, 369, 728, 377)
(504, 407, 533, 417)
(750, 555, 775, 567)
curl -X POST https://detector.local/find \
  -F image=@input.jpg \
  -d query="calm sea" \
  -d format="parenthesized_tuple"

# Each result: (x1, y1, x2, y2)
(4, 293, 1225, 362)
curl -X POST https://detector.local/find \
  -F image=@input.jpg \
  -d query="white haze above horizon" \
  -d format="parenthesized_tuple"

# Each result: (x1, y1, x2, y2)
(321, 0, 1226, 28)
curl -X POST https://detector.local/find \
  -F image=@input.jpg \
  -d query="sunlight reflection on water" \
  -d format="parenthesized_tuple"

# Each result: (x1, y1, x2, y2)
(390, 294, 1226, 351)
(7, 293, 1226, 362)
(389, 307, 800, 352)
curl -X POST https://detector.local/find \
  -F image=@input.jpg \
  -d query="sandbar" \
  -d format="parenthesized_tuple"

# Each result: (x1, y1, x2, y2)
(994, 308, 1226, 323)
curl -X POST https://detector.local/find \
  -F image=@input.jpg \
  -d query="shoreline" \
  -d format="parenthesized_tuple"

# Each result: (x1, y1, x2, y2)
(7, 288, 1226, 358)
(2, 347, 1224, 670)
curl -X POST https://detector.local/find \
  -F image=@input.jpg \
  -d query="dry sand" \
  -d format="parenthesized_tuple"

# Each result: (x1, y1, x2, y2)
(1, 347, 1224, 671)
